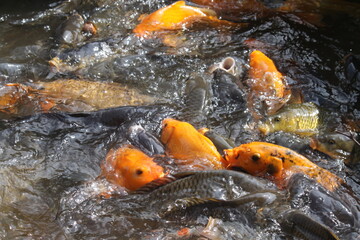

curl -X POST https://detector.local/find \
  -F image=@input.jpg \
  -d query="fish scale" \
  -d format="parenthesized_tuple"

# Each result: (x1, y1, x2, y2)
(259, 102, 323, 136)
(135, 170, 277, 208)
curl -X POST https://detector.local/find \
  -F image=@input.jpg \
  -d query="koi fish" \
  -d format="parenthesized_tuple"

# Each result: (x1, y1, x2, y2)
(224, 142, 344, 191)
(258, 102, 320, 136)
(0, 83, 30, 115)
(198, 127, 236, 154)
(100, 145, 165, 191)
(310, 132, 360, 166)
(160, 118, 225, 170)
(134, 170, 339, 240)
(133, 1, 242, 39)
(247, 50, 291, 117)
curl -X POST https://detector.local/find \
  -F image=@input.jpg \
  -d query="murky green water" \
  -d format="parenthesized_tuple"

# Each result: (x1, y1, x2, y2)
(0, 0, 359, 239)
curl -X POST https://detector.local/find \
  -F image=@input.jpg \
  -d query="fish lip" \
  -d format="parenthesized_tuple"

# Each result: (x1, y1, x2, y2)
(309, 138, 318, 150)
(160, 118, 174, 145)
(258, 123, 270, 135)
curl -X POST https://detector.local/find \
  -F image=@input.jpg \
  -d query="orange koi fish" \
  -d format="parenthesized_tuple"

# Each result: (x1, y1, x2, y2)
(247, 50, 291, 117)
(133, 1, 241, 39)
(0, 83, 29, 114)
(160, 118, 225, 170)
(0, 83, 56, 116)
(224, 142, 343, 191)
(101, 145, 165, 191)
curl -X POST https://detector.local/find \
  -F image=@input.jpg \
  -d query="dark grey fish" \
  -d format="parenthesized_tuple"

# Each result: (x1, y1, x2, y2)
(281, 209, 340, 240)
(133, 170, 278, 211)
(133, 170, 341, 240)
(182, 72, 212, 124)
(56, 13, 85, 45)
(127, 125, 165, 156)
(201, 129, 236, 153)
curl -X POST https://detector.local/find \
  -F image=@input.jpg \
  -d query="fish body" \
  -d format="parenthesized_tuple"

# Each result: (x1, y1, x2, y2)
(135, 169, 340, 239)
(133, 1, 241, 38)
(258, 102, 320, 136)
(224, 142, 343, 191)
(160, 118, 225, 170)
(0, 83, 30, 114)
(247, 50, 291, 116)
(33, 79, 156, 110)
(182, 72, 211, 123)
(101, 145, 165, 191)
(136, 170, 277, 206)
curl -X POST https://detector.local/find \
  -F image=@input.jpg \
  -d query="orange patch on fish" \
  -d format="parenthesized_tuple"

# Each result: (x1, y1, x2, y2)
(224, 142, 343, 191)
(249, 50, 286, 98)
(0, 83, 29, 114)
(247, 50, 291, 116)
(133, 1, 240, 38)
(161, 118, 225, 170)
(101, 145, 165, 191)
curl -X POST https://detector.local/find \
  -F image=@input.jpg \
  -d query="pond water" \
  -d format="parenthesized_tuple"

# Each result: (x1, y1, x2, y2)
(0, 0, 360, 239)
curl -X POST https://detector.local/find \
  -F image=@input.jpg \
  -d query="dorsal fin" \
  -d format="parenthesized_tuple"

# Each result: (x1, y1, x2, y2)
(172, 171, 201, 179)
(132, 171, 200, 194)
(132, 175, 178, 194)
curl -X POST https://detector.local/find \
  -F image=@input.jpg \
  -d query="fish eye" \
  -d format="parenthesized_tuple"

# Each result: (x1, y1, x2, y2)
(135, 169, 143, 175)
(252, 153, 261, 161)
(273, 116, 281, 122)
(327, 139, 336, 145)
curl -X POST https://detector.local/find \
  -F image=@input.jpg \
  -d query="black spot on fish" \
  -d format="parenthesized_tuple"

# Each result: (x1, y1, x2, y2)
(267, 164, 279, 175)
(236, 153, 240, 159)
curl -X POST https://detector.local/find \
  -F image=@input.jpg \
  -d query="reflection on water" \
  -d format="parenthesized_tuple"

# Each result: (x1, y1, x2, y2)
(0, 0, 359, 239)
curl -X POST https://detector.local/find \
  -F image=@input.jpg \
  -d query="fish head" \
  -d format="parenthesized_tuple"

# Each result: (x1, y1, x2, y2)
(310, 133, 354, 159)
(208, 57, 244, 78)
(249, 50, 279, 80)
(160, 118, 181, 145)
(103, 146, 164, 191)
(258, 113, 284, 135)
(224, 143, 283, 178)
(0, 84, 29, 114)
(258, 107, 300, 135)
(248, 50, 286, 98)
